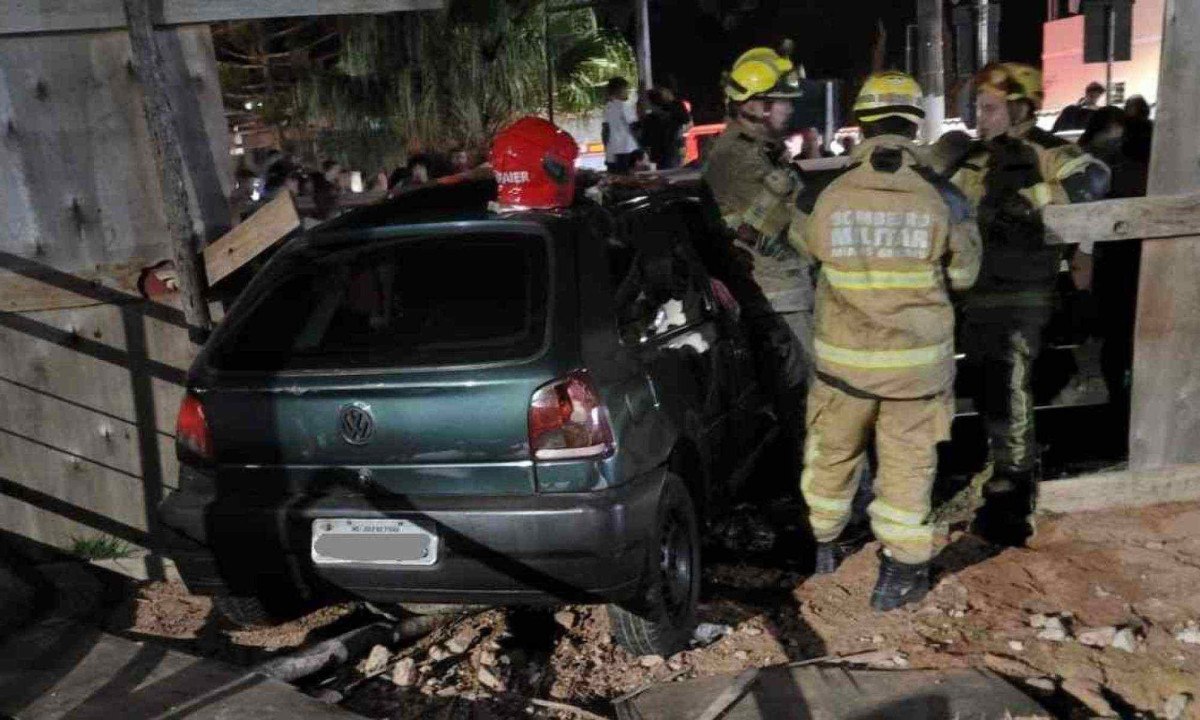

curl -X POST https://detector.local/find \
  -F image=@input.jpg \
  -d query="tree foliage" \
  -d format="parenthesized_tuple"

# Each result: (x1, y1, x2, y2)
(215, 1, 636, 170)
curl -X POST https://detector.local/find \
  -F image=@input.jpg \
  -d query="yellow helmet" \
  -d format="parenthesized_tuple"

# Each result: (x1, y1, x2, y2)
(975, 62, 1044, 109)
(724, 47, 802, 102)
(853, 71, 925, 124)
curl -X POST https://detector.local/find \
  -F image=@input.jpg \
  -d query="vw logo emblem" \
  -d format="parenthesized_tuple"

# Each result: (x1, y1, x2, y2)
(338, 402, 376, 446)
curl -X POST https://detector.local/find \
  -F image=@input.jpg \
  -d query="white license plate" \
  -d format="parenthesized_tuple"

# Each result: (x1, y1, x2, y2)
(311, 518, 438, 566)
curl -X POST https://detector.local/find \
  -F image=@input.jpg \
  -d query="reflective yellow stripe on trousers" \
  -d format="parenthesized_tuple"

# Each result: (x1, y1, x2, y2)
(1055, 154, 1095, 181)
(822, 267, 937, 291)
(815, 339, 954, 370)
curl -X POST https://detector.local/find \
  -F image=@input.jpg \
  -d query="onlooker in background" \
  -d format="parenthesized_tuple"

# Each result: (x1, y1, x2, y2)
(449, 147, 473, 175)
(368, 170, 390, 193)
(310, 159, 343, 219)
(798, 128, 833, 159)
(1052, 81, 1106, 133)
(1079, 81, 1106, 109)
(406, 153, 433, 187)
(1124, 95, 1151, 123)
(1078, 105, 1152, 421)
(639, 86, 692, 170)
(336, 167, 357, 193)
(230, 166, 259, 216)
(1078, 107, 1126, 164)
(265, 163, 299, 196)
(387, 166, 410, 194)
(602, 77, 641, 174)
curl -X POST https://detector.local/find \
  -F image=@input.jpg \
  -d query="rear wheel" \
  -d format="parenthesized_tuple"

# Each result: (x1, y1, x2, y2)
(608, 473, 700, 657)
(213, 595, 273, 628)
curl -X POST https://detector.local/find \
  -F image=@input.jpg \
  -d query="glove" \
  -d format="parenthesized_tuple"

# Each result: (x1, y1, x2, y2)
(979, 192, 1043, 249)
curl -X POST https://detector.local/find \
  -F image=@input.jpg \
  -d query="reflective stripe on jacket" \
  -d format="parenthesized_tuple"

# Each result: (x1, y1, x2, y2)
(951, 121, 1109, 310)
(800, 135, 981, 399)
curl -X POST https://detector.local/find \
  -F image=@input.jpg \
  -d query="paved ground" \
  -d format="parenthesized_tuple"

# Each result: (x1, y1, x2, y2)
(0, 550, 357, 720)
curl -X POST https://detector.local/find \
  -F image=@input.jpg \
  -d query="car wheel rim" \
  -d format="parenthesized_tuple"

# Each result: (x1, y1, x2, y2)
(659, 508, 693, 620)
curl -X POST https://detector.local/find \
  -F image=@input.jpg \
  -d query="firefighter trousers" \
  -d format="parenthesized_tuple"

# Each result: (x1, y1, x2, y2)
(960, 313, 1046, 476)
(800, 378, 954, 565)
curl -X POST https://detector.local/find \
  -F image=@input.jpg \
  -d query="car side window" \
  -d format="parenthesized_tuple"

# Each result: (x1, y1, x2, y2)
(610, 207, 712, 346)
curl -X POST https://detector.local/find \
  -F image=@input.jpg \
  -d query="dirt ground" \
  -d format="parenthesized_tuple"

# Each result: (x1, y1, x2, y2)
(126, 501, 1200, 719)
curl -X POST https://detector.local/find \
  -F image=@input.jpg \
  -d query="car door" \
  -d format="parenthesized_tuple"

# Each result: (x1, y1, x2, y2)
(610, 204, 736, 487)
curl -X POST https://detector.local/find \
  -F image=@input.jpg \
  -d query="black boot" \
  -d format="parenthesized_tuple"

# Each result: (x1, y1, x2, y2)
(971, 471, 1037, 547)
(813, 523, 871, 575)
(814, 542, 850, 575)
(870, 552, 930, 611)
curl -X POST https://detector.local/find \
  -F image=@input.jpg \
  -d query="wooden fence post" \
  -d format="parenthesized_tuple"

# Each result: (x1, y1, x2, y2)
(1128, 0, 1200, 469)
(122, 0, 212, 342)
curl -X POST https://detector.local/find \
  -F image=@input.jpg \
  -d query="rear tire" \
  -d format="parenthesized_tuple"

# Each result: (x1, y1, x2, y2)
(608, 473, 700, 657)
(213, 595, 273, 628)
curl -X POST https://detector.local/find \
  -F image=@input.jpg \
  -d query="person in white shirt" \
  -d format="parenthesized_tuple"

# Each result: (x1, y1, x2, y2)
(602, 77, 641, 174)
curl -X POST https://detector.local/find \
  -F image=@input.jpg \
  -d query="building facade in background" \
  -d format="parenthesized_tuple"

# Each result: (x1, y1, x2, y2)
(1042, 0, 1165, 113)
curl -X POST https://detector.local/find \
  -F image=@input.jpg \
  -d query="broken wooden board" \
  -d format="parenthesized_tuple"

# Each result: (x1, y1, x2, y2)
(0, 261, 153, 313)
(1043, 192, 1200, 246)
(1040, 462, 1200, 514)
(615, 665, 1048, 720)
(202, 191, 300, 285)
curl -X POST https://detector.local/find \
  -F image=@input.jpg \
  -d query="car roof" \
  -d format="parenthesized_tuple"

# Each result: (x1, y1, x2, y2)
(314, 178, 501, 234)
(313, 175, 710, 234)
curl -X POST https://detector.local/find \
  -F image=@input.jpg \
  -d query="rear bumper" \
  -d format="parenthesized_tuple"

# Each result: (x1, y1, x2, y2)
(157, 471, 664, 608)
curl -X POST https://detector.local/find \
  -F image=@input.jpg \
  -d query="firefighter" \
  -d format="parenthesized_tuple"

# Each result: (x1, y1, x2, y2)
(792, 71, 981, 610)
(951, 63, 1110, 548)
(703, 47, 812, 371)
(701, 48, 813, 490)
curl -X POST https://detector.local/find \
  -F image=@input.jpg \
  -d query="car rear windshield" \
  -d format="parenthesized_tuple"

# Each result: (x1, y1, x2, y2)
(209, 232, 550, 372)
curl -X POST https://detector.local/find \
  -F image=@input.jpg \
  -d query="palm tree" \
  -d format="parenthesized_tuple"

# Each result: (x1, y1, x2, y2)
(217, 1, 636, 171)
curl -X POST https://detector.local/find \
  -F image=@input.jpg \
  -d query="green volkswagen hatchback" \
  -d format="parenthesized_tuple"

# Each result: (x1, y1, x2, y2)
(158, 179, 778, 655)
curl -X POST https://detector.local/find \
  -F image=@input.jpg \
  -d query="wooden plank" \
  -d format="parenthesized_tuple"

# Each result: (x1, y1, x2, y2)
(203, 190, 300, 285)
(1042, 193, 1200, 246)
(0, 262, 150, 313)
(1129, 0, 1200, 470)
(620, 666, 1047, 720)
(1, 0, 444, 35)
(0, 619, 362, 719)
(1039, 463, 1200, 514)
(695, 669, 759, 720)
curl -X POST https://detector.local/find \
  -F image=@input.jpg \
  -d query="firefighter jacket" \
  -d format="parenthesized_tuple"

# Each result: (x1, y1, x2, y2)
(793, 135, 982, 400)
(703, 118, 809, 313)
(950, 120, 1110, 311)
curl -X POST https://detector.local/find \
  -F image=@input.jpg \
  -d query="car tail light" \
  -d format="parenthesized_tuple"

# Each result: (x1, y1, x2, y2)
(528, 371, 614, 461)
(176, 392, 213, 462)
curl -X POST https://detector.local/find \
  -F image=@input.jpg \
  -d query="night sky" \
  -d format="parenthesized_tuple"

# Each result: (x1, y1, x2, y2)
(637, 0, 1047, 124)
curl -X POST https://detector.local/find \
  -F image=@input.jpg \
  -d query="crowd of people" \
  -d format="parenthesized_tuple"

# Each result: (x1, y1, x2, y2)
(230, 146, 485, 224)
(601, 76, 694, 173)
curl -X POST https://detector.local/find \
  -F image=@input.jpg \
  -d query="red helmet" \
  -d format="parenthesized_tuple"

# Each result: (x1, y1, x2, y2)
(490, 116, 579, 210)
